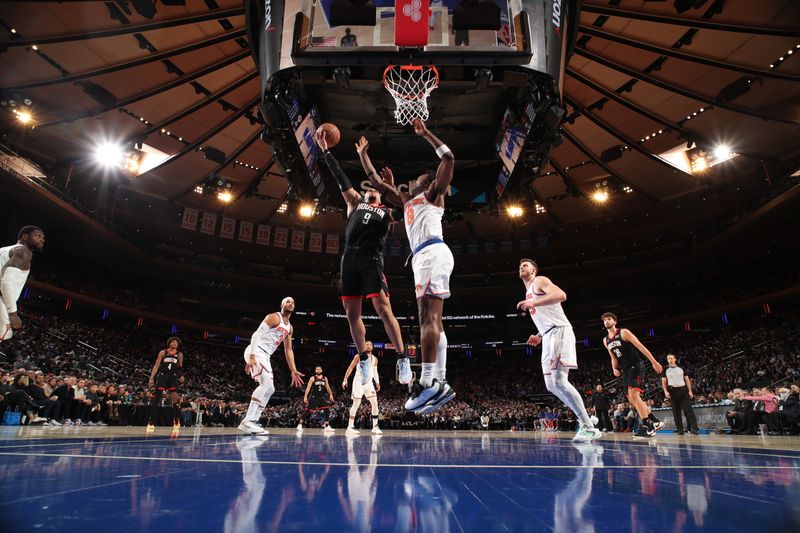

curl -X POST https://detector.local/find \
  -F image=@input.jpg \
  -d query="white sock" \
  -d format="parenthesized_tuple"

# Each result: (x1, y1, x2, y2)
(435, 331, 447, 382)
(420, 363, 436, 388)
(245, 400, 262, 422)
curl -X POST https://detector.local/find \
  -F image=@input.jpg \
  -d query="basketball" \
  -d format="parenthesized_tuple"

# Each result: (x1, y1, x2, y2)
(317, 122, 340, 148)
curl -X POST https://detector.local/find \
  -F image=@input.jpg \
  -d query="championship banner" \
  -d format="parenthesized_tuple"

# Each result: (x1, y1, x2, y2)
(309, 232, 323, 253)
(200, 212, 217, 235)
(220, 217, 236, 239)
(291, 229, 305, 251)
(274, 227, 288, 248)
(326, 233, 339, 254)
(181, 207, 199, 231)
(239, 221, 254, 242)
(256, 224, 271, 246)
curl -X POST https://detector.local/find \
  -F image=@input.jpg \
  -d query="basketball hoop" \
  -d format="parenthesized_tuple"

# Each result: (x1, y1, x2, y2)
(383, 65, 439, 125)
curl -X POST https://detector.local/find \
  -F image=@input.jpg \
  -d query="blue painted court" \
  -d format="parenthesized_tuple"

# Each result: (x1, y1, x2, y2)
(1, 428, 799, 532)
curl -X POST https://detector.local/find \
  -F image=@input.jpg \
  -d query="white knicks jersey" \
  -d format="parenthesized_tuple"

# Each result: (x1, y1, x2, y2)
(251, 313, 292, 359)
(1, 245, 29, 279)
(525, 280, 571, 332)
(404, 192, 444, 251)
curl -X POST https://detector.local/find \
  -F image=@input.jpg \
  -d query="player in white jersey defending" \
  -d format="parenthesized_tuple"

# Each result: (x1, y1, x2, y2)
(342, 340, 382, 435)
(239, 297, 305, 435)
(1, 226, 45, 341)
(358, 118, 455, 414)
(517, 259, 601, 442)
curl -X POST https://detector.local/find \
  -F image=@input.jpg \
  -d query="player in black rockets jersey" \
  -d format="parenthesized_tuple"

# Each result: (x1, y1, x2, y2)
(316, 131, 409, 387)
(601, 313, 664, 437)
(297, 366, 335, 433)
(146, 337, 184, 430)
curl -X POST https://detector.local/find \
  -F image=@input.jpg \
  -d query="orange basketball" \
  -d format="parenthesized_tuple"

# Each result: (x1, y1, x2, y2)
(317, 122, 341, 148)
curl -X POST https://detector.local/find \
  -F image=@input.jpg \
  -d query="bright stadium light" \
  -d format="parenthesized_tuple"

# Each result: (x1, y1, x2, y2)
(592, 190, 609, 203)
(16, 111, 32, 124)
(217, 191, 233, 203)
(299, 204, 315, 218)
(93, 141, 126, 168)
(506, 205, 524, 218)
(713, 145, 733, 161)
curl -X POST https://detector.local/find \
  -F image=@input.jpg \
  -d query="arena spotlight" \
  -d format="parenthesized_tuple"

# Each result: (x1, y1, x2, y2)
(505, 205, 524, 218)
(16, 111, 32, 124)
(93, 141, 126, 168)
(713, 144, 733, 161)
(592, 180, 610, 203)
(299, 204, 316, 218)
(217, 191, 233, 203)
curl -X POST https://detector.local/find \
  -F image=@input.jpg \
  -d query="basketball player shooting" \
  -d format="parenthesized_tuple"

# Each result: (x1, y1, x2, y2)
(517, 259, 601, 442)
(315, 127, 409, 387)
(359, 118, 455, 414)
(1, 226, 45, 341)
(601, 312, 664, 437)
(239, 297, 305, 436)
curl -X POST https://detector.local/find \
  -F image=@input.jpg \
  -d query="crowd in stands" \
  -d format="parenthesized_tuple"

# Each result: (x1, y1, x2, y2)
(1, 308, 799, 435)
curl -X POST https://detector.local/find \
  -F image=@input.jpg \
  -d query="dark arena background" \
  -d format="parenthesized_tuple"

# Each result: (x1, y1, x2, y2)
(1, 0, 800, 531)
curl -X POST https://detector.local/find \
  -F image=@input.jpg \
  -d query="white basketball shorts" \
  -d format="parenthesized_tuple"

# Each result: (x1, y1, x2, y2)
(411, 243, 454, 300)
(541, 326, 578, 375)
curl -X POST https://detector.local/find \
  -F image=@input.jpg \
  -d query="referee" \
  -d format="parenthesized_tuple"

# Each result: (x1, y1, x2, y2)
(661, 354, 699, 435)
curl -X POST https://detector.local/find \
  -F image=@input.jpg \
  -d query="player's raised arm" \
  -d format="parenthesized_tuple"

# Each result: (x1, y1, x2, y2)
(316, 131, 361, 210)
(356, 136, 406, 206)
(517, 276, 566, 311)
(412, 118, 454, 202)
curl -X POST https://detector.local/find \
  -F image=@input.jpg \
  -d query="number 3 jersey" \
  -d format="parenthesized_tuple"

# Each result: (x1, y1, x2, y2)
(343, 201, 391, 258)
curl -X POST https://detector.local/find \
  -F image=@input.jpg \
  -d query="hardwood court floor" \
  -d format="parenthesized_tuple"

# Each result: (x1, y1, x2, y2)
(1, 426, 799, 531)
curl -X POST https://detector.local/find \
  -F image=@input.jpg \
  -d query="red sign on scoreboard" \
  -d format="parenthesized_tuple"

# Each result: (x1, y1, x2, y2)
(395, 0, 429, 47)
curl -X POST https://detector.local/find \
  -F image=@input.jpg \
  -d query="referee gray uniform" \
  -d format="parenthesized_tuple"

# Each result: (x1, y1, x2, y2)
(662, 363, 698, 433)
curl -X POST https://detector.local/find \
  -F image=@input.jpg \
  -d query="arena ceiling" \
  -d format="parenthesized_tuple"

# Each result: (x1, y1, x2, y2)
(1, 0, 800, 238)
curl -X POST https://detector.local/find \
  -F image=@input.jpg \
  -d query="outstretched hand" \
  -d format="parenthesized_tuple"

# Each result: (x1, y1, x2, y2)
(314, 130, 328, 151)
(355, 136, 369, 155)
(291, 370, 305, 388)
(411, 118, 429, 137)
(380, 167, 394, 186)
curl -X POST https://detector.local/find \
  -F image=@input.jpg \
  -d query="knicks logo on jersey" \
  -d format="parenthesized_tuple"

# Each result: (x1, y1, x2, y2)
(275, 326, 290, 344)
(405, 197, 427, 224)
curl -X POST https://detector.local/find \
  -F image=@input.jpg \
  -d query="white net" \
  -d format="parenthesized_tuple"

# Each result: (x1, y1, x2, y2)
(383, 65, 439, 125)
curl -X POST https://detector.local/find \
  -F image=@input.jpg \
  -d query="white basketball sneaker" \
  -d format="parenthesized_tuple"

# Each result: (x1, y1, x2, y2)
(572, 425, 602, 443)
(371, 426, 383, 435)
(346, 427, 360, 435)
(296, 424, 303, 432)
(323, 425, 335, 433)
(396, 357, 412, 385)
(238, 420, 268, 436)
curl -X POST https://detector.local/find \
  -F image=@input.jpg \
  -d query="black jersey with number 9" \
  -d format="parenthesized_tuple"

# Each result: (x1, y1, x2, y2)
(343, 202, 391, 257)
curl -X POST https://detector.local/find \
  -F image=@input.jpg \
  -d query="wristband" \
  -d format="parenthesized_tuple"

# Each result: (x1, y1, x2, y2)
(435, 144, 452, 159)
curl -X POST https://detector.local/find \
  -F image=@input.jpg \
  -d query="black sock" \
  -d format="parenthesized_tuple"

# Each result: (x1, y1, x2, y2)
(359, 351, 369, 361)
(647, 413, 659, 423)
(396, 351, 406, 359)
